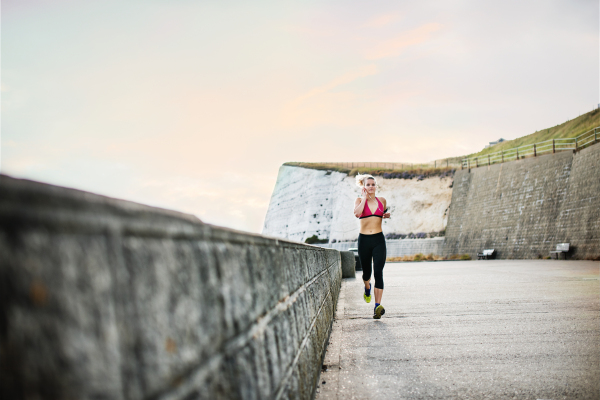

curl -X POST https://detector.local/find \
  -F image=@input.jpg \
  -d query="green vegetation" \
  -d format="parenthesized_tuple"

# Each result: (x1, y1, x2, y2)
(304, 235, 329, 244)
(284, 162, 455, 178)
(286, 109, 600, 175)
(413, 253, 425, 261)
(467, 108, 600, 159)
(284, 162, 352, 174)
(445, 253, 473, 260)
(386, 253, 472, 262)
(348, 166, 454, 178)
(387, 253, 444, 262)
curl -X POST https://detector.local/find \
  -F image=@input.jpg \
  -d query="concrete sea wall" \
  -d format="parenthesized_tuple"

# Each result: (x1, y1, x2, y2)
(443, 144, 600, 259)
(320, 238, 445, 257)
(0, 175, 342, 400)
(263, 165, 453, 243)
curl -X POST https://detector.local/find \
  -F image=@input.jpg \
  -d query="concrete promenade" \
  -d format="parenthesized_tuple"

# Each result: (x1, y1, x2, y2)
(316, 260, 599, 399)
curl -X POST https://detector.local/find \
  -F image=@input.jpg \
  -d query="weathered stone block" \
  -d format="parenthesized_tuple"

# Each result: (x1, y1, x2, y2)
(340, 251, 356, 278)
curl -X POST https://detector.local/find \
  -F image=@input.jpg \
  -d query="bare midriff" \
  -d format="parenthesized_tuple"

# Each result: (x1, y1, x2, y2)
(360, 217, 383, 235)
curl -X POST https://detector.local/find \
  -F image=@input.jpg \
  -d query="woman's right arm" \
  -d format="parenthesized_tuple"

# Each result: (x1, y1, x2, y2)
(354, 196, 366, 218)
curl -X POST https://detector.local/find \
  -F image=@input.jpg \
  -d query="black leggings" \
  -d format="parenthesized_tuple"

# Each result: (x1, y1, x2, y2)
(358, 232, 386, 289)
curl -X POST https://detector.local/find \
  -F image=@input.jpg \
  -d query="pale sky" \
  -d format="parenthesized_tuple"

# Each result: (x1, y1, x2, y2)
(2, 0, 598, 233)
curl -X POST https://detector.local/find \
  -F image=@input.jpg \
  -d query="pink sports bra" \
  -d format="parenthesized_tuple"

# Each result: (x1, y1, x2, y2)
(360, 197, 385, 219)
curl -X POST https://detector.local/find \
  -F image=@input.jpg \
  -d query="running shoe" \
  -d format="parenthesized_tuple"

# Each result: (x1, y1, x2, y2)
(373, 304, 385, 319)
(363, 282, 371, 303)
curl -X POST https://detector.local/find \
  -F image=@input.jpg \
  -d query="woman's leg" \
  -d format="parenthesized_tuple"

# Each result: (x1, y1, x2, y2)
(372, 239, 387, 304)
(358, 234, 373, 288)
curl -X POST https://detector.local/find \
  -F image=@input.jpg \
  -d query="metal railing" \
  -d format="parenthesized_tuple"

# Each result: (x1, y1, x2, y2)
(461, 126, 600, 169)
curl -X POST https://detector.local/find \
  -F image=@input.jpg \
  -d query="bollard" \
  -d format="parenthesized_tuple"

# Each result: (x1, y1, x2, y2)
(340, 251, 356, 278)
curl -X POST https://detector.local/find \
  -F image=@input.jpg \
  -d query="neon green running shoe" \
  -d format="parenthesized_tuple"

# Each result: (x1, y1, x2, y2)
(373, 304, 385, 319)
(363, 282, 372, 303)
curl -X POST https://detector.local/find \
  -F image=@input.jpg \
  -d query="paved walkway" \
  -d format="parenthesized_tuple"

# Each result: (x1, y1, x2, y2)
(316, 260, 599, 399)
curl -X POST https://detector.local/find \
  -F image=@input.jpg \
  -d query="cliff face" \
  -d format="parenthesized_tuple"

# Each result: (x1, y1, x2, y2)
(262, 165, 453, 243)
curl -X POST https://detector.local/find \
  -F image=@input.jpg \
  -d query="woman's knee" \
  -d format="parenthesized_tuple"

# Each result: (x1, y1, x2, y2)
(360, 257, 372, 282)
(362, 270, 372, 282)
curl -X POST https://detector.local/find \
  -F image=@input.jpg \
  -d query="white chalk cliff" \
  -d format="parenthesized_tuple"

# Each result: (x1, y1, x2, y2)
(262, 165, 453, 243)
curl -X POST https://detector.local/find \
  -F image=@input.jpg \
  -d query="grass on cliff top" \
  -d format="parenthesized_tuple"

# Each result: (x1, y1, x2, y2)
(285, 109, 600, 173)
(467, 108, 600, 158)
(350, 166, 455, 179)
(283, 162, 454, 177)
(284, 162, 352, 174)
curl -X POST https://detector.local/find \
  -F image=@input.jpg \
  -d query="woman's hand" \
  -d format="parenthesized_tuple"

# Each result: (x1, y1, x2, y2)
(383, 212, 391, 219)
(361, 187, 368, 200)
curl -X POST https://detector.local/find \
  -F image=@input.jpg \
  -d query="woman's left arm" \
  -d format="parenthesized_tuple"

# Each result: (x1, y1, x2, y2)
(381, 197, 391, 218)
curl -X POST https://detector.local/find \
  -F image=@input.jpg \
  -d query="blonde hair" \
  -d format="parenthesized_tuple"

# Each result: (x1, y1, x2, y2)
(355, 173, 376, 188)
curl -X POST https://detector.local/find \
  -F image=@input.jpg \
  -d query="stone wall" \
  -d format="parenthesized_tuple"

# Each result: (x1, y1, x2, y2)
(0, 175, 342, 400)
(443, 143, 600, 259)
(320, 238, 445, 258)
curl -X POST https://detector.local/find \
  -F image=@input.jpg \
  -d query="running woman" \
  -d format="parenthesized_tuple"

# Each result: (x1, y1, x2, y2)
(353, 174, 391, 319)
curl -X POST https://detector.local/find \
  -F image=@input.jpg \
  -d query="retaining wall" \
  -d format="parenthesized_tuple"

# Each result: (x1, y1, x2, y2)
(0, 175, 342, 400)
(320, 237, 445, 257)
(443, 143, 600, 259)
